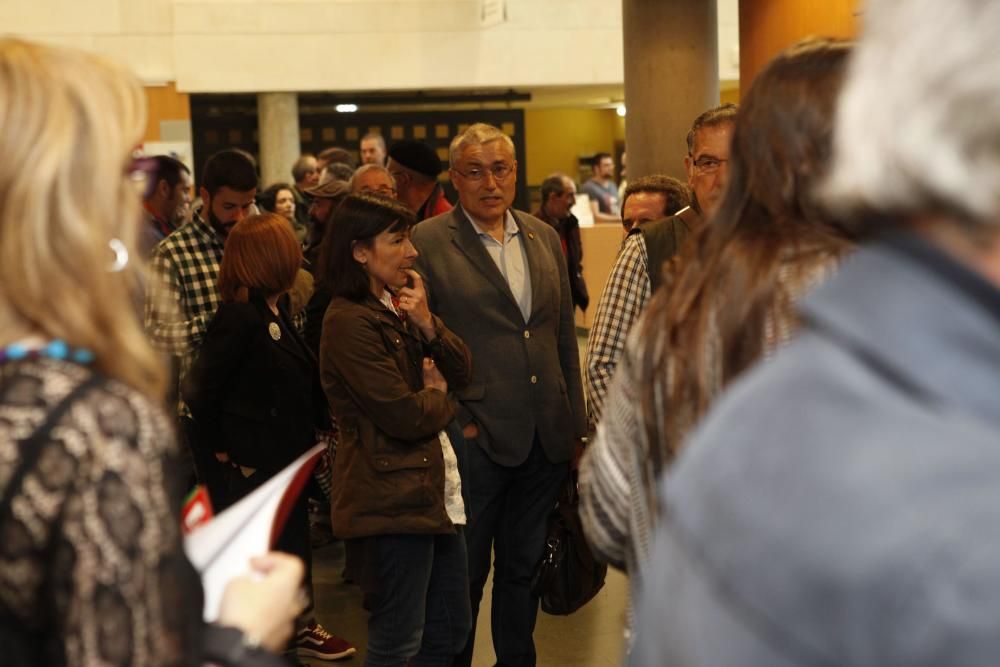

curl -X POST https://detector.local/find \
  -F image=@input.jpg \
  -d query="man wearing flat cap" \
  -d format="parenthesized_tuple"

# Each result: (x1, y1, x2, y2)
(301, 177, 350, 355)
(387, 139, 453, 221)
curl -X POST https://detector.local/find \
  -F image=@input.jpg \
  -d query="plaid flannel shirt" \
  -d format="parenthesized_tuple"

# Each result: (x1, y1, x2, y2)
(584, 231, 651, 428)
(145, 215, 225, 415)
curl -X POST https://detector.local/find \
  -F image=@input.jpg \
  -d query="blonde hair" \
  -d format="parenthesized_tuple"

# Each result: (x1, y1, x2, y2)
(0, 39, 165, 398)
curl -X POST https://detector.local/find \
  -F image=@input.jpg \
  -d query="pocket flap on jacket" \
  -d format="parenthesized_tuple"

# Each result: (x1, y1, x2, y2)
(456, 383, 486, 401)
(372, 438, 435, 472)
(372, 450, 434, 472)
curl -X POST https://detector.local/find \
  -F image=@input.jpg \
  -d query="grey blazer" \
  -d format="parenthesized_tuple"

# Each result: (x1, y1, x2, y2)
(412, 206, 587, 466)
(633, 234, 1000, 666)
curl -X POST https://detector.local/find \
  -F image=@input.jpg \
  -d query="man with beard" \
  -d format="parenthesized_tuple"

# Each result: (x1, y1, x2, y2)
(580, 152, 621, 223)
(145, 148, 258, 495)
(141, 154, 192, 253)
(301, 177, 350, 357)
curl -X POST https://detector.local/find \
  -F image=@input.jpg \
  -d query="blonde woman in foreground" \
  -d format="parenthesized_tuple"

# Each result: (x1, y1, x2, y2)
(0, 39, 304, 667)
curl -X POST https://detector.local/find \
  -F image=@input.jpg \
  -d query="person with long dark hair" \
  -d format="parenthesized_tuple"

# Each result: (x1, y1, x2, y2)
(259, 182, 307, 244)
(579, 38, 856, 649)
(318, 194, 473, 666)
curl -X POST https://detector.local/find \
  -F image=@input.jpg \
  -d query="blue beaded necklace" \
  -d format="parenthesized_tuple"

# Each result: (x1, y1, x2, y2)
(0, 339, 95, 365)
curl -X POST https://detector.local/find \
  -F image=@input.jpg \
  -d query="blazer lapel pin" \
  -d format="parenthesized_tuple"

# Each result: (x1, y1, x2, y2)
(268, 322, 281, 341)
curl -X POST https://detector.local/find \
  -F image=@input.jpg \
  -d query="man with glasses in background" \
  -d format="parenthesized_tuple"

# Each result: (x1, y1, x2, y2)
(348, 163, 397, 198)
(411, 123, 587, 667)
(586, 104, 738, 427)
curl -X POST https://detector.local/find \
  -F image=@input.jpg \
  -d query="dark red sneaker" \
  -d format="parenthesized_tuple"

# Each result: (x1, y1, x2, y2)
(296, 621, 356, 661)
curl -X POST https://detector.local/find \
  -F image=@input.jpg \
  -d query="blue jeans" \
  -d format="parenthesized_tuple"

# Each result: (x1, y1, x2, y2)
(366, 530, 472, 667)
(457, 435, 569, 667)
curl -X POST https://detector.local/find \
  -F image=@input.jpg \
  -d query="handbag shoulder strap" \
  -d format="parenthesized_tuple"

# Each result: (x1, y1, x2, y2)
(0, 371, 104, 515)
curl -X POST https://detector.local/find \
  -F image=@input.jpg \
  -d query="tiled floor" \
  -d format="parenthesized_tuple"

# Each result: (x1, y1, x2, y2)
(308, 539, 628, 666)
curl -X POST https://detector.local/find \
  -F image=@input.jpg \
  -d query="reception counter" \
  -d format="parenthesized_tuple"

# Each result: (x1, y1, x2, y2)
(576, 222, 626, 330)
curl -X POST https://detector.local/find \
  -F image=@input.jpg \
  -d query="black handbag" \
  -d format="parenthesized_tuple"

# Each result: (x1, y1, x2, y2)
(531, 471, 608, 615)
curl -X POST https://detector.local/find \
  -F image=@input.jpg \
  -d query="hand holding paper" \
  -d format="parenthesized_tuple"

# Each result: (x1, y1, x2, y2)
(184, 444, 326, 621)
(217, 552, 305, 652)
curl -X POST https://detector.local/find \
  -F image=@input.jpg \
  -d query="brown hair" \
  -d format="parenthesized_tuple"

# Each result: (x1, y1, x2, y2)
(218, 213, 302, 303)
(318, 194, 416, 303)
(639, 39, 856, 481)
(620, 174, 691, 227)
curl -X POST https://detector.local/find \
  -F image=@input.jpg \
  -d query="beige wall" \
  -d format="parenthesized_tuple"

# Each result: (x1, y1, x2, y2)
(2, 0, 621, 90)
(2, 0, 740, 92)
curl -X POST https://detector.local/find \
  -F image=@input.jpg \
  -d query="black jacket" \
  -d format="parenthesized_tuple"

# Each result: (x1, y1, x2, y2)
(533, 207, 589, 312)
(184, 293, 329, 474)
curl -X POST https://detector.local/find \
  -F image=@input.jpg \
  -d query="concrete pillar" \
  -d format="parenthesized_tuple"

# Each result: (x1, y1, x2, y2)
(622, 0, 719, 182)
(257, 92, 300, 187)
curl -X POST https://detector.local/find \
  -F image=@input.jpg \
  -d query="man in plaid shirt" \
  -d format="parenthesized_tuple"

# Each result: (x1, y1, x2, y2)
(584, 106, 737, 427)
(146, 148, 258, 428)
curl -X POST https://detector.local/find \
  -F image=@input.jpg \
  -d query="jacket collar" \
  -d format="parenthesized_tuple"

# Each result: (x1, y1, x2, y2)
(800, 230, 1000, 428)
(247, 290, 315, 365)
(361, 291, 420, 340)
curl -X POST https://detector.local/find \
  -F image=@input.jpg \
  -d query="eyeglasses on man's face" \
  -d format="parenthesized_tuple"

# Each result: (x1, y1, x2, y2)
(453, 163, 514, 182)
(691, 155, 729, 174)
(361, 185, 397, 197)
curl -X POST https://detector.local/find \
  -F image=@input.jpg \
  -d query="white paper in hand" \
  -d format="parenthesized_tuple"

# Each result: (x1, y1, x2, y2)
(184, 443, 326, 621)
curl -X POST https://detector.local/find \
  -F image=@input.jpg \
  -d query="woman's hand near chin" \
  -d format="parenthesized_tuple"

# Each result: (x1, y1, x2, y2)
(397, 269, 436, 340)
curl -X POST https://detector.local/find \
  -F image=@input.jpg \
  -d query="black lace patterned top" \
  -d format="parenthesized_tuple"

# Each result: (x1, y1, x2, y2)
(0, 357, 202, 667)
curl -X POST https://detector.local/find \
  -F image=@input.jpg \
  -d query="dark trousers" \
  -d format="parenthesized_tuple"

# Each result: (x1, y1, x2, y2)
(178, 415, 232, 512)
(456, 435, 568, 667)
(363, 531, 472, 667)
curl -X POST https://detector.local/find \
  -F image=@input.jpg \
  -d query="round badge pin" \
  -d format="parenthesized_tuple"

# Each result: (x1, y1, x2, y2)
(268, 322, 281, 341)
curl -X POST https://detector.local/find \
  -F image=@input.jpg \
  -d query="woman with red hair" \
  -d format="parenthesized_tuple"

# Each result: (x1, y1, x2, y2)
(185, 212, 356, 662)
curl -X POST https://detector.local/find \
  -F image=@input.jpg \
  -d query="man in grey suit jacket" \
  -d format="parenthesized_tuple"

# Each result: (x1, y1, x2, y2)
(634, 2, 1000, 665)
(412, 123, 587, 666)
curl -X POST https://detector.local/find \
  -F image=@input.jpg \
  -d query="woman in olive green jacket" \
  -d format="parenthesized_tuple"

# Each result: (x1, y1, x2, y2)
(318, 194, 472, 667)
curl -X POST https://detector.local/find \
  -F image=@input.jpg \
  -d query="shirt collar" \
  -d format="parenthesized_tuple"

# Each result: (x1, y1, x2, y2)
(465, 209, 518, 241)
(378, 289, 399, 316)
